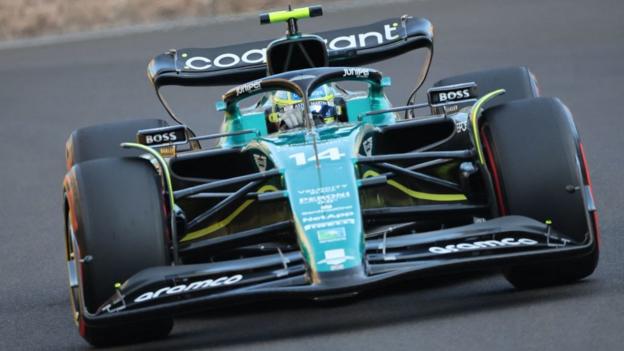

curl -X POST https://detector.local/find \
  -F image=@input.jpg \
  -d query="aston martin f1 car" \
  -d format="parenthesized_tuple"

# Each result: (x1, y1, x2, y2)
(62, 5, 599, 346)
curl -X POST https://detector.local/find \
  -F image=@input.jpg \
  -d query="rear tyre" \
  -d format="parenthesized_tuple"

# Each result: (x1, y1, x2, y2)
(481, 97, 598, 289)
(64, 157, 173, 346)
(434, 66, 539, 109)
(65, 118, 169, 168)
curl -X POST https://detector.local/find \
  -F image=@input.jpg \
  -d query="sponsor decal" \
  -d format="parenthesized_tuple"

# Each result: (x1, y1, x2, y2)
(137, 125, 188, 146)
(185, 49, 265, 70)
(184, 24, 399, 70)
(455, 120, 468, 133)
(297, 184, 348, 196)
(304, 218, 355, 231)
(134, 274, 243, 303)
(317, 248, 354, 266)
(100, 302, 126, 314)
(428, 82, 478, 107)
(343, 67, 370, 78)
(235, 80, 262, 96)
(317, 227, 347, 244)
(428, 237, 539, 254)
(437, 89, 471, 102)
(299, 191, 351, 205)
(303, 211, 354, 223)
(146, 132, 177, 144)
(301, 205, 353, 217)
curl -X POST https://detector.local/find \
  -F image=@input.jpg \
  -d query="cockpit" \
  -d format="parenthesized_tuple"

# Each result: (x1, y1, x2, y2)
(218, 67, 395, 141)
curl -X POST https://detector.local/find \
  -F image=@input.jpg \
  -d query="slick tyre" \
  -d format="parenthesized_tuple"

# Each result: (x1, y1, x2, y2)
(434, 66, 539, 109)
(480, 97, 599, 289)
(64, 157, 173, 346)
(65, 118, 168, 168)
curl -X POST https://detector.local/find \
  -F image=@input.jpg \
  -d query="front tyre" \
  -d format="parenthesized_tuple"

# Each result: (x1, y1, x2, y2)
(480, 97, 599, 289)
(64, 157, 173, 346)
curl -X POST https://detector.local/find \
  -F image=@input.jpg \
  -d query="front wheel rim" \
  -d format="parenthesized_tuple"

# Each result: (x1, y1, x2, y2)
(66, 207, 81, 325)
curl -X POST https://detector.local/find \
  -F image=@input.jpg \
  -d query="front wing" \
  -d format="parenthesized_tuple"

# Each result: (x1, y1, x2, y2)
(86, 215, 595, 325)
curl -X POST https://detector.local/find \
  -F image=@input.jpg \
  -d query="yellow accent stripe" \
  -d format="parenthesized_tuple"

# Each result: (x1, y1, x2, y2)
(363, 170, 467, 202)
(470, 89, 506, 164)
(181, 185, 279, 242)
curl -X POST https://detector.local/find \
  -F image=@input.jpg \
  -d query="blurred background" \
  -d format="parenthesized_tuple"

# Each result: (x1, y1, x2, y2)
(0, 0, 328, 40)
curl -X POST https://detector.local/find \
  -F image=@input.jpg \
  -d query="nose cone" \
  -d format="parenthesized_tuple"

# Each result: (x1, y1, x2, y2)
(266, 131, 365, 284)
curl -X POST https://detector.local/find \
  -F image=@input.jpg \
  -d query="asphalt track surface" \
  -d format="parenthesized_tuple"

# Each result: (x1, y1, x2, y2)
(1, 0, 623, 349)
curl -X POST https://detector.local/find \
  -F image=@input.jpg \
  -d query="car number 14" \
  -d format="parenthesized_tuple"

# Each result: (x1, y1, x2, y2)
(289, 147, 346, 166)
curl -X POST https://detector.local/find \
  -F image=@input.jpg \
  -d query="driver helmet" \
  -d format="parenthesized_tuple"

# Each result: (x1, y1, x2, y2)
(268, 84, 339, 130)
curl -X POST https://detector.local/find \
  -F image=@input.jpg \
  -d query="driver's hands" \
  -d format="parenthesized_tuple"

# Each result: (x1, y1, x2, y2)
(280, 109, 304, 129)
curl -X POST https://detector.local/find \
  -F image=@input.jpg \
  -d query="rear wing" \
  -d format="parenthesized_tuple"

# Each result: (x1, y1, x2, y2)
(147, 16, 433, 89)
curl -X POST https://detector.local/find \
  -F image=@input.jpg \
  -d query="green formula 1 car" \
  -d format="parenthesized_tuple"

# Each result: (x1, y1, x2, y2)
(62, 5, 599, 346)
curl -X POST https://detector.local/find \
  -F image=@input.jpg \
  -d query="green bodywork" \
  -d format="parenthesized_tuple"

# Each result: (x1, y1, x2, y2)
(257, 125, 369, 275)
(179, 73, 466, 278)
(211, 77, 394, 276)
